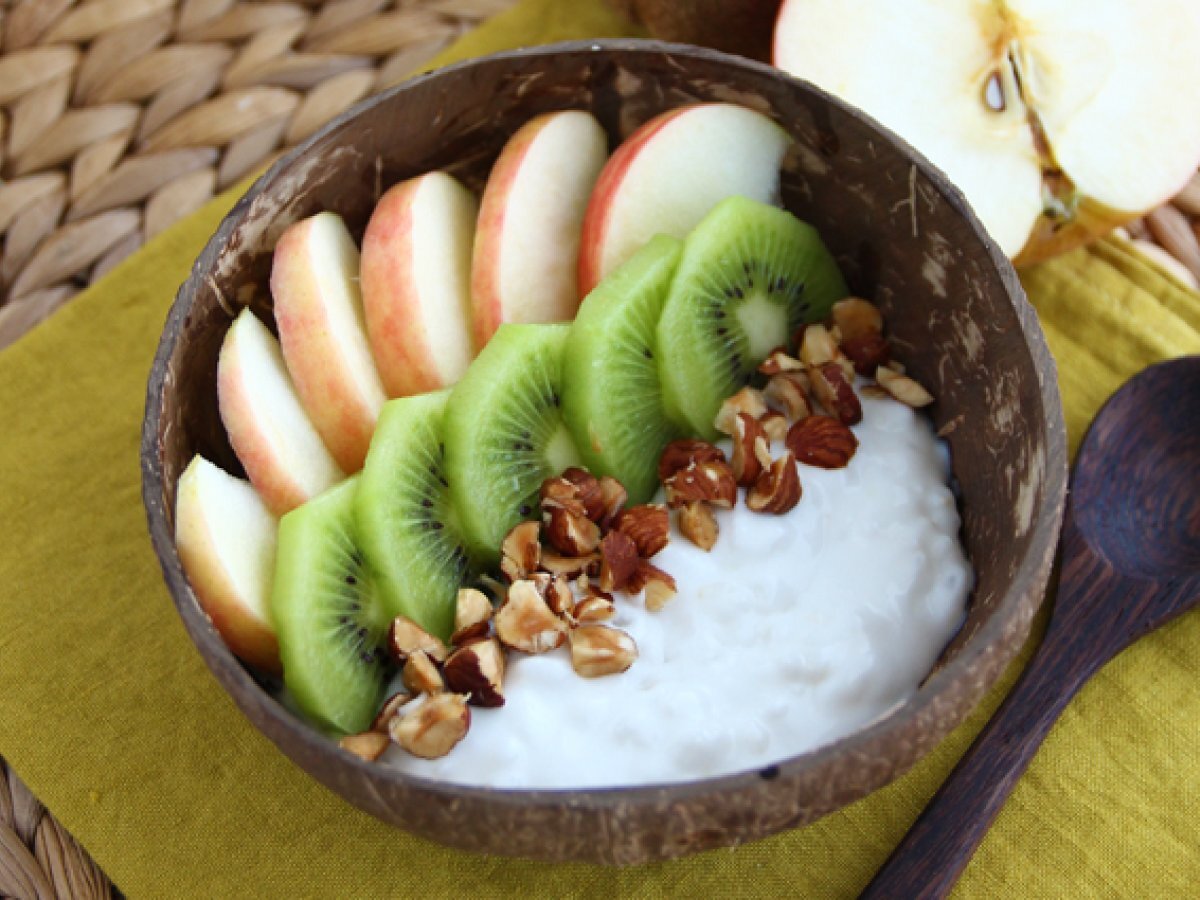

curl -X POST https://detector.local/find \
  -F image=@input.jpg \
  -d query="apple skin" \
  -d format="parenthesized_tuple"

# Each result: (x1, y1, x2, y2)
(175, 455, 281, 674)
(471, 110, 608, 349)
(577, 103, 789, 296)
(361, 172, 478, 396)
(271, 212, 387, 472)
(217, 309, 345, 517)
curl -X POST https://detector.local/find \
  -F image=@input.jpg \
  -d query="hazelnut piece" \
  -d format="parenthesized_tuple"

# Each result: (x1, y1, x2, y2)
(539, 548, 600, 578)
(760, 410, 790, 443)
(876, 366, 935, 407)
(598, 530, 640, 592)
(764, 372, 813, 421)
(494, 579, 568, 653)
(442, 637, 506, 708)
(658, 439, 727, 481)
(614, 504, 670, 557)
(544, 505, 602, 556)
(678, 500, 719, 551)
(371, 691, 414, 733)
(663, 459, 737, 509)
(454, 588, 493, 633)
(568, 625, 638, 678)
(387, 615, 448, 666)
(389, 693, 471, 759)
(786, 415, 859, 469)
(596, 476, 627, 527)
(402, 649, 445, 695)
(757, 347, 804, 375)
(746, 452, 803, 514)
(572, 594, 616, 624)
(499, 520, 541, 581)
(830, 297, 884, 340)
(339, 731, 390, 762)
(809, 361, 863, 425)
(730, 412, 769, 487)
(714, 386, 767, 435)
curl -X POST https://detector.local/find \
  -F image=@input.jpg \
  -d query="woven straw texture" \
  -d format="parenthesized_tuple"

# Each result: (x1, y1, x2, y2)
(0, 1, 1197, 895)
(0, 0, 516, 350)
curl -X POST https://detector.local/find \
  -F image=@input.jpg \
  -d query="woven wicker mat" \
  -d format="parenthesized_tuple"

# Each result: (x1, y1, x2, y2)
(0, 1, 1198, 896)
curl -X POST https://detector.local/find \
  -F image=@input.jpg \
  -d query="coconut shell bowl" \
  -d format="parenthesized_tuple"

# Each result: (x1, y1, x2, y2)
(141, 40, 1068, 865)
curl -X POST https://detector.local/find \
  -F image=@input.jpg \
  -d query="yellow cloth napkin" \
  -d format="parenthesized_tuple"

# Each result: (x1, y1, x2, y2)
(2, 1, 1199, 895)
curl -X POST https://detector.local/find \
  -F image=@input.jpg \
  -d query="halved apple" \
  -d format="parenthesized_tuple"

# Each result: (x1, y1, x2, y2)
(218, 308, 345, 516)
(271, 212, 387, 472)
(577, 103, 790, 296)
(361, 172, 478, 397)
(176, 455, 280, 673)
(773, 0, 1200, 264)
(472, 110, 608, 348)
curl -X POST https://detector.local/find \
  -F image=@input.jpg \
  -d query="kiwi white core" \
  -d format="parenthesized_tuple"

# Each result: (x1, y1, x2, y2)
(735, 290, 788, 363)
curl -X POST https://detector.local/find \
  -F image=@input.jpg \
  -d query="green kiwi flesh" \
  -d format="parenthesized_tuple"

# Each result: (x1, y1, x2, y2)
(657, 196, 848, 439)
(443, 323, 581, 563)
(562, 234, 684, 503)
(356, 390, 472, 642)
(272, 476, 390, 735)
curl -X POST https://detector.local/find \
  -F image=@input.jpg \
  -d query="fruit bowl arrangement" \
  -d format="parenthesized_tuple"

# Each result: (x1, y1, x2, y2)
(142, 41, 1067, 863)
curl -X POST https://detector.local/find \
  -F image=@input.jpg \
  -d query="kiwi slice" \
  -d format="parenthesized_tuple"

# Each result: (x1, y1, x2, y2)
(562, 234, 684, 503)
(657, 196, 848, 439)
(272, 476, 390, 735)
(443, 323, 581, 563)
(356, 390, 472, 642)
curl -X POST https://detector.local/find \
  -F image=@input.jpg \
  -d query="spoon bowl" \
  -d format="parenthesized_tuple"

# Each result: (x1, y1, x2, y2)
(1072, 356, 1200, 582)
(864, 354, 1200, 898)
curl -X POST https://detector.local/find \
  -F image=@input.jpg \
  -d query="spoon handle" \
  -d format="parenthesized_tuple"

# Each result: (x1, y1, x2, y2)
(859, 634, 1099, 900)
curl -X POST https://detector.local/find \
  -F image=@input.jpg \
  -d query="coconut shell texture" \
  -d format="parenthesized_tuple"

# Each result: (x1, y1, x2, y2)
(142, 41, 1067, 864)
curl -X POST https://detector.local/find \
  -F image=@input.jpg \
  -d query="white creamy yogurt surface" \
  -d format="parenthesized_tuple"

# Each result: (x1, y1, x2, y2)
(384, 392, 972, 788)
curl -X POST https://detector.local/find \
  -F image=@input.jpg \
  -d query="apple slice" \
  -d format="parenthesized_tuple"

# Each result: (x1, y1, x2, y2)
(471, 110, 608, 348)
(361, 172, 478, 397)
(577, 103, 790, 295)
(218, 308, 345, 516)
(175, 455, 280, 673)
(271, 212, 387, 472)
(773, 0, 1200, 264)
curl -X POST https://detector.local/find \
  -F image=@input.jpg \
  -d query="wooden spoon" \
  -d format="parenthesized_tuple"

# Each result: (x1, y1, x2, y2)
(862, 355, 1200, 899)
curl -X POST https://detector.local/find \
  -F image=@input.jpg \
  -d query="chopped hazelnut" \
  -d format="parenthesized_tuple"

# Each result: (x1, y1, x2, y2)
(389, 693, 471, 759)
(598, 529, 640, 592)
(830, 297, 883, 340)
(614, 504, 670, 557)
(757, 347, 805, 376)
(663, 459, 737, 509)
(678, 501, 719, 551)
(442, 637, 506, 708)
(809, 361, 862, 425)
(786, 415, 859, 469)
(339, 730, 390, 762)
(499, 520, 541, 581)
(746, 452, 803, 514)
(371, 691, 414, 733)
(494, 579, 568, 653)
(454, 588, 493, 634)
(568, 625, 638, 678)
(730, 412, 769, 487)
(572, 594, 616, 624)
(714, 386, 768, 436)
(387, 615, 447, 666)
(402, 649, 445, 695)
(596, 476, 627, 527)
(876, 366, 935, 407)
(658, 439, 727, 481)
(539, 548, 600, 578)
(759, 410, 790, 443)
(764, 372, 813, 421)
(544, 505, 602, 556)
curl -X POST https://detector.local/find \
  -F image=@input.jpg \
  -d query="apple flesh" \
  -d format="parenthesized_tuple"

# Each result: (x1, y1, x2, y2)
(362, 172, 478, 396)
(218, 308, 345, 516)
(271, 211, 387, 472)
(773, 0, 1200, 264)
(175, 455, 280, 673)
(577, 103, 790, 296)
(472, 110, 608, 349)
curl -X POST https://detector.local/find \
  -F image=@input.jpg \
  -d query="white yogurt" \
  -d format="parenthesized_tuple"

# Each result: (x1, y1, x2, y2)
(384, 392, 972, 788)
